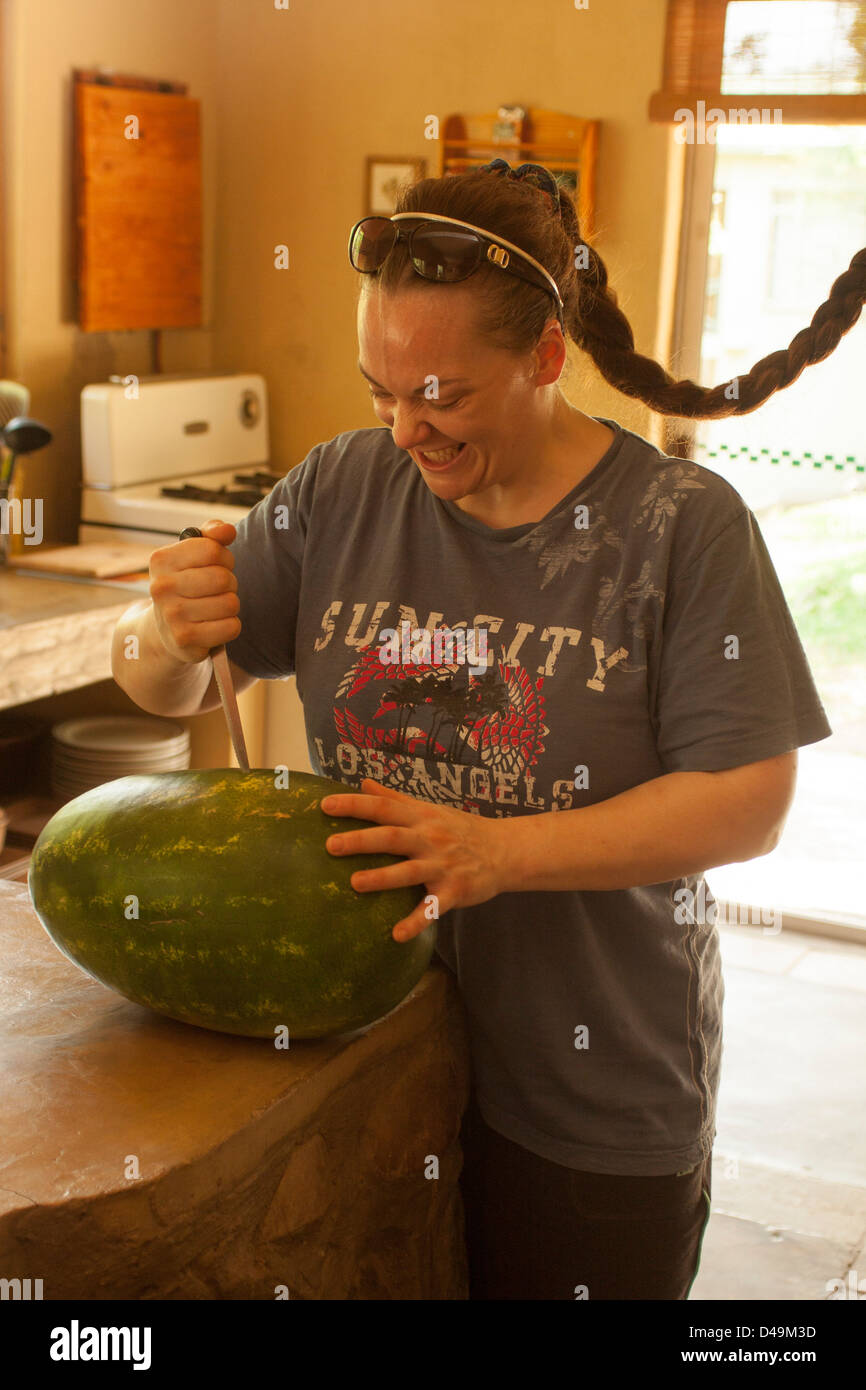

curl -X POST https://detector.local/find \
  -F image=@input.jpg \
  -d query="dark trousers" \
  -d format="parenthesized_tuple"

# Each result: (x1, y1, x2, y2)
(458, 1093, 713, 1300)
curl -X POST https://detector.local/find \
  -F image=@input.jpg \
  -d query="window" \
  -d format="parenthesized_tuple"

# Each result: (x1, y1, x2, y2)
(650, 0, 866, 122)
(722, 1, 866, 95)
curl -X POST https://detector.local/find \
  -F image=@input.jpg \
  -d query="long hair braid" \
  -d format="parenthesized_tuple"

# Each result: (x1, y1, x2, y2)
(371, 163, 866, 421)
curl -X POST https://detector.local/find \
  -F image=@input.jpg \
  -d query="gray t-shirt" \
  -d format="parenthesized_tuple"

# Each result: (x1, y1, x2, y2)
(226, 418, 832, 1176)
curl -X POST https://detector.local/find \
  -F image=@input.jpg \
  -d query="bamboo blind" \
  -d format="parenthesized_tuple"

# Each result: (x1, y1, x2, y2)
(649, 0, 866, 123)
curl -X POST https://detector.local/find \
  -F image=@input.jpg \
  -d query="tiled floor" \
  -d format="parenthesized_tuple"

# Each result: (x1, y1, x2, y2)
(690, 922, 866, 1300)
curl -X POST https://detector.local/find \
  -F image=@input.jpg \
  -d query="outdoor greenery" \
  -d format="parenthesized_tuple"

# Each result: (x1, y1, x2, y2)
(762, 493, 866, 729)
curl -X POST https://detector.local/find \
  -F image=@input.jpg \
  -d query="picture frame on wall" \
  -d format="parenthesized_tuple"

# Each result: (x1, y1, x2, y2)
(365, 156, 427, 216)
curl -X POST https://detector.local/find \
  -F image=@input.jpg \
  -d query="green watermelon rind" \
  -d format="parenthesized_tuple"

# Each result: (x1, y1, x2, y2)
(28, 769, 435, 1039)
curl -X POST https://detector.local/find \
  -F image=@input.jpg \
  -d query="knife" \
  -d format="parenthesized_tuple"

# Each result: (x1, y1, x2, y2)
(178, 526, 250, 769)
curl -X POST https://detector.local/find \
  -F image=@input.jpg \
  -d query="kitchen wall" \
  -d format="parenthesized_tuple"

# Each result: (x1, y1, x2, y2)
(2, 0, 682, 546)
(1, 0, 220, 543)
(212, 0, 685, 458)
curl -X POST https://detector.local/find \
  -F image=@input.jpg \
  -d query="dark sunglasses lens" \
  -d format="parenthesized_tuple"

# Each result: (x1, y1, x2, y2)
(409, 226, 482, 282)
(351, 219, 396, 271)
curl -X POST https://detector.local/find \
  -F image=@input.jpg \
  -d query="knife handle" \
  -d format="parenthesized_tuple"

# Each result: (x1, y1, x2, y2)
(177, 524, 230, 657)
(177, 525, 250, 770)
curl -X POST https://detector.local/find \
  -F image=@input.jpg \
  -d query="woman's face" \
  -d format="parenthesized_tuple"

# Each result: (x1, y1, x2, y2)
(357, 280, 563, 502)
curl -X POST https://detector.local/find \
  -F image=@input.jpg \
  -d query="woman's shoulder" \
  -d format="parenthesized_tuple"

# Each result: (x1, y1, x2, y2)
(296, 426, 407, 479)
(601, 417, 751, 528)
(588, 417, 766, 586)
(277, 426, 409, 512)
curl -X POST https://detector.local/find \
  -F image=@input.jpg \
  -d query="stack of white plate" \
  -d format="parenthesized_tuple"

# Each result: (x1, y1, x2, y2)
(50, 716, 191, 801)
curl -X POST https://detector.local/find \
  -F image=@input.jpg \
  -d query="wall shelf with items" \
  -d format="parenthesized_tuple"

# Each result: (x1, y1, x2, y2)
(438, 107, 599, 239)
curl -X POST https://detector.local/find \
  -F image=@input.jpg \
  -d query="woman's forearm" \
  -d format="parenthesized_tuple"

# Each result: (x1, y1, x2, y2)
(497, 767, 781, 894)
(111, 599, 215, 717)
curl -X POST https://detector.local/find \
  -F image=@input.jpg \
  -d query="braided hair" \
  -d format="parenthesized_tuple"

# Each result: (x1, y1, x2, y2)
(367, 160, 865, 421)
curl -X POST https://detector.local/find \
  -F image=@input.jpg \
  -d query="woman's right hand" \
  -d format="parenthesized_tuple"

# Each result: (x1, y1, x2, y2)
(148, 519, 242, 664)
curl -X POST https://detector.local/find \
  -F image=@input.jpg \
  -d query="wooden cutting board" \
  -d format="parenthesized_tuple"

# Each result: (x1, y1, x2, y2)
(74, 73, 202, 331)
(13, 543, 155, 578)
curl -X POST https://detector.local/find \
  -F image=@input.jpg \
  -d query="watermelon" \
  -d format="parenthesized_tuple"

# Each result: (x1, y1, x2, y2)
(27, 769, 434, 1039)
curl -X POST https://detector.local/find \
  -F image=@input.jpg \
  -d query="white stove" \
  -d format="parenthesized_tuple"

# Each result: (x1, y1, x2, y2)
(79, 372, 278, 547)
(77, 370, 314, 777)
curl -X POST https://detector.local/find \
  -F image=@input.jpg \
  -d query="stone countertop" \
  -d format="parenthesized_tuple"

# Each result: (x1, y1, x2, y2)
(0, 571, 144, 711)
(0, 879, 471, 1299)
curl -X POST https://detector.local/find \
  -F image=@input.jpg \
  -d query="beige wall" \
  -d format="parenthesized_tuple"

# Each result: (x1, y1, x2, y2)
(2, 0, 679, 547)
(209, 0, 679, 463)
(2, 0, 220, 543)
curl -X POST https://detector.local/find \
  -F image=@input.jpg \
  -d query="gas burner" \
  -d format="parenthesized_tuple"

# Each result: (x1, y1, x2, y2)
(160, 483, 267, 507)
(233, 470, 282, 488)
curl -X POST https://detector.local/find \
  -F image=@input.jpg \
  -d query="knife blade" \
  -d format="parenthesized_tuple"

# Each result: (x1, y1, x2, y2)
(211, 643, 250, 769)
(178, 526, 250, 769)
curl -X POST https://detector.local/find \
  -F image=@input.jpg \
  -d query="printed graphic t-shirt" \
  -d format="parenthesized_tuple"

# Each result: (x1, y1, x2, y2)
(225, 418, 832, 1176)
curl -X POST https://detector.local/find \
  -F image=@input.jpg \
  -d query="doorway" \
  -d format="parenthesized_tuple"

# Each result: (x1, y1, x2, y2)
(674, 121, 866, 938)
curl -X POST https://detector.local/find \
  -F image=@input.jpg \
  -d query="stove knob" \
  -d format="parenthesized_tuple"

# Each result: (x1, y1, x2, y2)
(239, 389, 261, 428)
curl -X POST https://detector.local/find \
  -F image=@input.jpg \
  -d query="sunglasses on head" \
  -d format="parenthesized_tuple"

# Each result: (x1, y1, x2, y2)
(348, 212, 565, 329)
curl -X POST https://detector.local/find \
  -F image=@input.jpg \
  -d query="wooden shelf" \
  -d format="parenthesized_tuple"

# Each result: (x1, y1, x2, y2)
(439, 108, 599, 238)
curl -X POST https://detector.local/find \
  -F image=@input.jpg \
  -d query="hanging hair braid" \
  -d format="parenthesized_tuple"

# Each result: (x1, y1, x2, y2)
(366, 162, 866, 420)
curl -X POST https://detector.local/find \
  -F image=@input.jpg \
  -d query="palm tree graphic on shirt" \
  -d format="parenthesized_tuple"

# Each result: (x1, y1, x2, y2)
(333, 641, 548, 781)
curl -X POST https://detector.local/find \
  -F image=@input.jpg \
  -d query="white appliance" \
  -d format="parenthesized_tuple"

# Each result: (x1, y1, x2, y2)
(77, 370, 312, 777)
(79, 372, 279, 546)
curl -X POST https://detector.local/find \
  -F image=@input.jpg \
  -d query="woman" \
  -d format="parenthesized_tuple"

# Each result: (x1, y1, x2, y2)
(113, 160, 863, 1300)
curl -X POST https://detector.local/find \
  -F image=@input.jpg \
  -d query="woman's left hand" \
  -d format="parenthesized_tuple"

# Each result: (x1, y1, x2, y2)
(320, 777, 506, 941)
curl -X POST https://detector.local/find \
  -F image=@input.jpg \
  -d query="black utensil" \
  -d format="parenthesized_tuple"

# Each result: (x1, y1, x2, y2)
(0, 416, 53, 495)
(0, 415, 53, 566)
